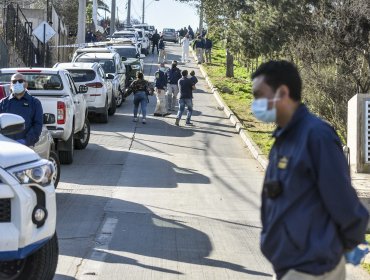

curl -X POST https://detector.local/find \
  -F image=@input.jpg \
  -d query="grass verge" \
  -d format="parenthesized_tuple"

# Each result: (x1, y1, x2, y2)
(202, 45, 274, 155)
(362, 234, 370, 274)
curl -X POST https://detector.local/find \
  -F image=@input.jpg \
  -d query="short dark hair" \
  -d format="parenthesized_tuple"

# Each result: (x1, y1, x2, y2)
(182, 70, 188, 77)
(137, 72, 144, 79)
(251, 60, 302, 101)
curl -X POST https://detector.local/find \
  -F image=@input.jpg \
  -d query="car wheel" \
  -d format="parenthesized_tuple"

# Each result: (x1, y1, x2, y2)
(59, 127, 74, 164)
(99, 100, 109, 123)
(75, 118, 90, 150)
(108, 93, 117, 116)
(0, 233, 59, 280)
(116, 90, 124, 107)
(49, 151, 60, 188)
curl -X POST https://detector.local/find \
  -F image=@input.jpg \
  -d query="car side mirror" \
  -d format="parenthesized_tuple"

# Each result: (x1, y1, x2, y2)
(140, 54, 146, 59)
(0, 113, 25, 136)
(78, 85, 88, 93)
(121, 56, 127, 62)
(106, 73, 115, 79)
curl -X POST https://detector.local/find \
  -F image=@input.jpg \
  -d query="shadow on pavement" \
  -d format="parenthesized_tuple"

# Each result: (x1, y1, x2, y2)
(60, 144, 210, 188)
(54, 275, 77, 280)
(56, 194, 271, 277)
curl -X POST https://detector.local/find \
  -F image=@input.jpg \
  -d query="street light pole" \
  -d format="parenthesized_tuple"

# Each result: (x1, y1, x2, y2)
(110, 0, 116, 35)
(142, 0, 145, 24)
(126, 0, 131, 26)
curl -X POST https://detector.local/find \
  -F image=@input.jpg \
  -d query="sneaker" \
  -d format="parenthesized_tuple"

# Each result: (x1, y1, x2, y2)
(133, 117, 138, 122)
(164, 112, 171, 116)
(185, 122, 193, 125)
(142, 118, 146, 124)
(153, 113, 161, 116)
(175, 118, 180, 126)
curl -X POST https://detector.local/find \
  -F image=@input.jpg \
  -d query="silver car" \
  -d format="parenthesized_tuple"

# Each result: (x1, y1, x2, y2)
(162, 28, 177, 43)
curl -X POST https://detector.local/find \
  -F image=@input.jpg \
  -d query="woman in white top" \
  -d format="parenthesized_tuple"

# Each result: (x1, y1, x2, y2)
(181, 34, 190, 63)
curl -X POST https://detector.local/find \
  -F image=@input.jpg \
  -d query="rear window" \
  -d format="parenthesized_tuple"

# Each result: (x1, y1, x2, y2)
(163, 29, 175, 32)
(114, 48, 137, 58)
(68, 69, 96, 83)
(112, 33, 135, 39)
(75, 58, 116, 74)
(0, 73, 63, 90)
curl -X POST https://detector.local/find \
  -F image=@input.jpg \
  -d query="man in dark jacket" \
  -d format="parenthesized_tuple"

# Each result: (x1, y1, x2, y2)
(251, 60, 369, 280)
(193, 36, 205, 64)
(166, 61, 182, 111)
(0, 73, 43, 146)
(151, 30, 160, 54)
(158, 36, 166, 63)
(175, 70, 195, 126)
(153, 63, 169, 117)
(204, 36, 213, 64)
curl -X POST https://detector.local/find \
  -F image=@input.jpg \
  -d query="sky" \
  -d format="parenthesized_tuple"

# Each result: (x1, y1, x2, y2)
(104, 0, 200, 32)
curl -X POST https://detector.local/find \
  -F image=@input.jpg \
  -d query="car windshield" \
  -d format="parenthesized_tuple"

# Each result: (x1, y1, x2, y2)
(0, 73, 63, 90)
(114, 48, 137, 58)
(75, 58, 116, 73)
(136, 31, 143, 38)
(112, 33, 135, 39)
(67, 69, 96, 83)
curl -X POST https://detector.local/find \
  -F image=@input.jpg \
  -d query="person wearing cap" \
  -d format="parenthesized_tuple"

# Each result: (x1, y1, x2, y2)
(0, 73, 43, 146)
(153, 63, 170, 117)
(158, 36, 166, 63)
(166, 61, 182, 111)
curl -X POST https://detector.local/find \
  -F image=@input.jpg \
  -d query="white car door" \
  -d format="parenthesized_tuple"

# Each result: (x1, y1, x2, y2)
(99, 66, 113, 105)
(66, 74, 85, 133)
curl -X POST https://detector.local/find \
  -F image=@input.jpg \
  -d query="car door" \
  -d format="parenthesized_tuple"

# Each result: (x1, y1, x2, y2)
(116, 55, 126, 90)
(66, 73, 84, 132)
(99, 66, 113, 105)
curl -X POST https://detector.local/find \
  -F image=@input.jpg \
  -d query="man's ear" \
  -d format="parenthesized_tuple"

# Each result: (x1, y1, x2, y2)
(24, 81, 28, 90)
(278, 85, 289, 99)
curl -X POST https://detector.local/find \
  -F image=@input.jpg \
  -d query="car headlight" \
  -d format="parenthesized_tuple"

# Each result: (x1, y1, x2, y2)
(131, 65, 141, 70)
(11, 160, 55, 187)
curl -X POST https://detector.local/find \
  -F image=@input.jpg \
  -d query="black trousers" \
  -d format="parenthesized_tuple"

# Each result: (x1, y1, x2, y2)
(152, 42, 159, 54)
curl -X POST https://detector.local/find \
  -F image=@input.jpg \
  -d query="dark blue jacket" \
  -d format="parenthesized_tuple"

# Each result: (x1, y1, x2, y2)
(205, 38, 212, 49)
(193, 39, 205, 49)
(167, 67, 182, 85)
(190, 76, 198, 85)
(0, 91, 43, 146)
(261, 105, 369, 279)
(154, 70, 167, 90)
(178, 77, 193, 99)
(158, 40, 165, 50)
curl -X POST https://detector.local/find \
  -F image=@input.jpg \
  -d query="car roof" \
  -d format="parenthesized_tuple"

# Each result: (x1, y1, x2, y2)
(55, 62, 100, 70)
(112, 45, 137, 49)
(114, 30, 137, 34)
(76, 52, 117, 59)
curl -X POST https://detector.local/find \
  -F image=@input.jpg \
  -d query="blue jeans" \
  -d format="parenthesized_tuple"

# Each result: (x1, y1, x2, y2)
(133, 91, 148, 118)
(176, 98, 193, 122)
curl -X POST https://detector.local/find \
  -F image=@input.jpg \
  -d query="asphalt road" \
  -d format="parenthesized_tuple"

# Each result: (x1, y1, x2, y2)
(53, 43, 368, 280)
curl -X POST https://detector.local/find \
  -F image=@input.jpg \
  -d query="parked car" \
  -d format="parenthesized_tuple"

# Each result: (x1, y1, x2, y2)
(0, 113, 58, 280)
(111, 44, 145, 85)
(0, 68, 91, 164)
(133, 23, 153, 39)
(162, 28, 177, 43)
(72, 49, 127, 107)
(111, 30, 140, 46)
(0, 83, 61, 186)
(55, 62, 116, 123)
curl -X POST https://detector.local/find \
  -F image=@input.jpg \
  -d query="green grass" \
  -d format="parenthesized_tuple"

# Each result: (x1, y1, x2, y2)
(362, 234, 370, 274)
(203, 45, 274, 155)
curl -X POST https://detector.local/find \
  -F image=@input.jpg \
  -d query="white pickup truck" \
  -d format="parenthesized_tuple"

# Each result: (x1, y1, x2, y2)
(0, 68, 90, 164)
(0, 113, 58, 280)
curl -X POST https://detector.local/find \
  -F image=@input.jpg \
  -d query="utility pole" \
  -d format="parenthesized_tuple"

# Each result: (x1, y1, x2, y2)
(126, 0, 131, 26)
(77, 0, 86, 44)
(93, 0, 97, 31)
(110, 0, 116, 35)
(199, 0, 203, 35)
(142, 0, 145, 24)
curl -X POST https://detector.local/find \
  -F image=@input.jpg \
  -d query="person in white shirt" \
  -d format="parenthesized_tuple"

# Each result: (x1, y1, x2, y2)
(181, 34, 190, 63)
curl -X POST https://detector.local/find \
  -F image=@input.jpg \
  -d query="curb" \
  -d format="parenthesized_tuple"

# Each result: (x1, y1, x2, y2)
(191, 48, 268, 170)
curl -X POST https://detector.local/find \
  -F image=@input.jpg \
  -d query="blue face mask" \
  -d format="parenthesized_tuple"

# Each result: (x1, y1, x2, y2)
(12, 82, 25, 95)
(160, 67, 166, 72)
(251, 97, 278, 123)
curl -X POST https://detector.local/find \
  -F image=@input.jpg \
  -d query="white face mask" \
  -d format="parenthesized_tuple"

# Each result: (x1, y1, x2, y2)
(160, 67, 166, 72)
(251, 96, 279, 123)
(12, 81, 25, 95)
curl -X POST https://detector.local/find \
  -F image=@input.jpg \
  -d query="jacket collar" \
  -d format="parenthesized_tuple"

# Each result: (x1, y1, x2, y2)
(273, 103, 308, 138)
(9, 90, 31, 101)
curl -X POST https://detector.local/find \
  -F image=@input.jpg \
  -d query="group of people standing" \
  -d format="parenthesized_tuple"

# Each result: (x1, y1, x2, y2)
(125, 60, 197, 126)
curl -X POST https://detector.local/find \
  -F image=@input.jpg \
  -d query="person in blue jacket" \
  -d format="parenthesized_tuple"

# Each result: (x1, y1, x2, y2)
(0, 73, 43, 146)
(153, 63, 170, 117)
(251, 60, 369, 280)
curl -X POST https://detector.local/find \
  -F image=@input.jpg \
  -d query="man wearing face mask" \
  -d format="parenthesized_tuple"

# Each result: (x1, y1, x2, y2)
(166, 60, 181, 111)
(251, 61, 368, 280)
(0, 73, 43, 146)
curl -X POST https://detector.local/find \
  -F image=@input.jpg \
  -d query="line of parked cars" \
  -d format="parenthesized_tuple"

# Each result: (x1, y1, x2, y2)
(0, 25, 151, 279)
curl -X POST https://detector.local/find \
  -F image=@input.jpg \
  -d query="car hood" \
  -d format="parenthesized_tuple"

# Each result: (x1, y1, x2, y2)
(124, 58, 140, 65)
(0, 134, 40, 169)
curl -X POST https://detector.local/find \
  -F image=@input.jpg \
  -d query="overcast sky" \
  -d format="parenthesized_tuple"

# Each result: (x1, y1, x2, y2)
(104, 0, 200, 32)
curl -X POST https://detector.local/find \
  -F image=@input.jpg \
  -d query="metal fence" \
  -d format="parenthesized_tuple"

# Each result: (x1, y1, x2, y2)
(0, 36, 9, 67)
(4, 3, 41, 67)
